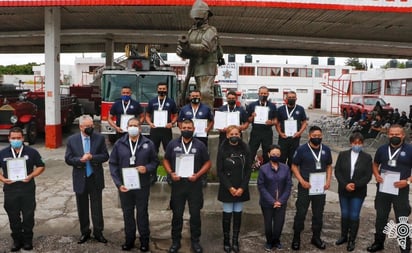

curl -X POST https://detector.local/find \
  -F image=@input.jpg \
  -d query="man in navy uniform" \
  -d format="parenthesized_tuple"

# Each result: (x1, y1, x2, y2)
(275, 91, 308, 168)
(163, 119, 211, 253)
(109, 117, 159, 252)
(0, 127, 45, 252)
(367, 124, 412, 253)
(290, 126, 332, 251)
(145, 82, 178, 184)
(247, 86, 277, 165)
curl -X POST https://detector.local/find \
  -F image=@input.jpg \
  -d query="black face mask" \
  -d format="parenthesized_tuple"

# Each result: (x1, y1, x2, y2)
(310, 137, 322, 146)
(84, 127, 94, 136)
(288, 99, 296, 106)
(191, 98, 200, 104)
(229, 136, 241, 144)
(158, 91, 167, 97)
(181, 130, 194, 139)
(227, 100, 236, 106)
(259, 95, 268, 102)
(389, 136, 402, 146)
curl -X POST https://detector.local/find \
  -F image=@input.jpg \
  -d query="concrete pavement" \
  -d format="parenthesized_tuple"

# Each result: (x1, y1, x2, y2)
(0, 109, 409, 253)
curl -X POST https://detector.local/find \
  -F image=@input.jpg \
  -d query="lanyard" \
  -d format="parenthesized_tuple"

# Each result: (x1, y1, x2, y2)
(307, 143, 322, 163)
(158, 97, 166, 111)
(122, 100, 130, 114)
(388, 146, 401, 160)
(286, 105, 297, 119)
(191, 105, 199, 119)
(227, 105, 237, 112)
(11, 146, 23, 158)
(129, 138, 138, 158)
(181, 139, 193, 155)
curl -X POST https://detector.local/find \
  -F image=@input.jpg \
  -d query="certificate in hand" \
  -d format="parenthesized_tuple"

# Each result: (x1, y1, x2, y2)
(254, 106, 269, 124)
(284, 119, 298, 137)
(193, 119, 208, 137)
(120, 114, 134, 132)
(379, 170, 400, 195)
(213, 111, 227, 130)
(309, 172, 326, 195)
(122, 167, 141, 190)
(176, 154, 195, 178)
(227, 111, 240, 126)
(7, 157, 27, 181)
(154, 110, 168, 127)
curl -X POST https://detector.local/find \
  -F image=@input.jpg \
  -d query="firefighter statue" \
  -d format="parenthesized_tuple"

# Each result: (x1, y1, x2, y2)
(177, 0, 224, 110)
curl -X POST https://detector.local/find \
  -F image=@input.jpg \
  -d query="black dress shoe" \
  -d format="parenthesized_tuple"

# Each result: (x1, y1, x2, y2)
(191, 242, 203, 253)
(168, 242, 181, 253)
(291, 240, 300, 250)
(347, 240, 355, 252)
(94, 235, 108, 243)
(11, 242, 22, 252)
(335, 236, 348, 245)
(311, 238, 326, 250)
(140, 244, 149, 252)
(23, 243, 33, 250)
(121, 244, 134, 251)
(77, 233, 91, 244)
(367, 242, 384, 252)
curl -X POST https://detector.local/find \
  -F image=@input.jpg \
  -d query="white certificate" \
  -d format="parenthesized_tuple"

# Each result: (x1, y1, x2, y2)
(284, 119, 298, 137)
(227, 111, 240, 126)
(254, 106, 269, 124)
(120, 114, 134, 132)
(193, 119, 208, 137)
(7, 157, 27, 181)
(154, 110, 168, 128)
(309, 172, 326, 195)
(122, 167, 141, 190)
(213, 111, 227, 130)
(379, 170, 400, 195)
(176, 154, 195, 178)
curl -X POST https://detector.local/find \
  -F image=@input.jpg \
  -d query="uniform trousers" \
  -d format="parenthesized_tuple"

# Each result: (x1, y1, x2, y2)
(278, 136, 300, 167)
(249, 127, 273, 164)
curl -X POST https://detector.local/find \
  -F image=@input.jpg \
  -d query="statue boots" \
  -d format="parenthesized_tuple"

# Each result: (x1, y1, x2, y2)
(232, 211, 242, 253)
(222, 212, 232, 253)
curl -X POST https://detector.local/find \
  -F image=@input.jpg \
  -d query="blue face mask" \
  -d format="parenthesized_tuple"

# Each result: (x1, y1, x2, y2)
(10, 139, 23, 149)
(121, 95, 131, 102)
(352, 145, 363, 153)
(270, 155, 280, 163)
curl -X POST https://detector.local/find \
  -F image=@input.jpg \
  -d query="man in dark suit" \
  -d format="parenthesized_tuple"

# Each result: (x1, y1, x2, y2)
(334, 132, 372, 252)
(65, 115, 109, 244)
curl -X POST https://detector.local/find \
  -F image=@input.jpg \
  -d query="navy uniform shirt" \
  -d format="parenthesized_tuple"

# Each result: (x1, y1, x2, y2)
(217, 104, 248, 125)
(147, 96, 178, 124)
(178, 103, 213, 122)
(247, 100, 277, 130)
(292, 143, 332, 180)
(164, 137, 210, 175)
(0, 145, 44, 193)
(110, 98, 143, 127)
(374, 143, 412, 180)
(277, 104, 307, 133)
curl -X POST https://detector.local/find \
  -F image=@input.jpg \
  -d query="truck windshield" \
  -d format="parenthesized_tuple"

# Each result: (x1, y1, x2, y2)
(364, 97, 387, 106)
(102, 73, 177, 103)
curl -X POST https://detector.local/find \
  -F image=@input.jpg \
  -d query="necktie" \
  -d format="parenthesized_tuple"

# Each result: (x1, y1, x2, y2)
(84, 137, 93, 177)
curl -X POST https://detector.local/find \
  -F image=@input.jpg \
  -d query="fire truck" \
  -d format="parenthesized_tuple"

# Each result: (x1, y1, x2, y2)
(98, 46, 180, 142)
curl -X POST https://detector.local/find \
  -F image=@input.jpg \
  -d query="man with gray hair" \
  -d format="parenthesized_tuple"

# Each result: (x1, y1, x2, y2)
(65, 115, 109, 245)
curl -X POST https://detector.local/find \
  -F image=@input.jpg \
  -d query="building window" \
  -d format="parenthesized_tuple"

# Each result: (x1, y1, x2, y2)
(283, 68, 298, 77)
(239, 66, 255, 76)
(315, 68, 336, 77)
(172, 66, 186, 76)
(257, 67, 281, 76)
(364, 81, 380, 94)
(352, 82, 363, 94)
(385, 79, 412, 96)
(298, 68, 313, 77)
(407, 79, 412, 95)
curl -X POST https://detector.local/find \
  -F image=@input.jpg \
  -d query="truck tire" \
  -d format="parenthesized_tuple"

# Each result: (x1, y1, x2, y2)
(24, 123, 37, 145)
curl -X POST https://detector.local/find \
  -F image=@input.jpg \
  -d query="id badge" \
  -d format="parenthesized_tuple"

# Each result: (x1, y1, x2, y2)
(129, 156, 136, 166)
(388, 160, 397, 167)
(316, 162, 322, 170)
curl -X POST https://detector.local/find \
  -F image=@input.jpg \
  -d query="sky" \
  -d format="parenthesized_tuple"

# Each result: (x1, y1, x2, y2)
(0, 52, 401, 68)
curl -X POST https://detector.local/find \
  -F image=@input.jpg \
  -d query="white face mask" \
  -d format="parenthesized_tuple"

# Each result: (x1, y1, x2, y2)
(128, 126, 139, 137)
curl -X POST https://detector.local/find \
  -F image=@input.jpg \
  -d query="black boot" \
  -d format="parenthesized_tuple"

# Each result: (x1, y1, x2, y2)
(347, 220, 359, 251)
(232, 212, 242, 253)
(336, 218, 349, 245)
(367, 233, 385, 252)
(222, 212, 232, 253)
(291, 232, 301, 250)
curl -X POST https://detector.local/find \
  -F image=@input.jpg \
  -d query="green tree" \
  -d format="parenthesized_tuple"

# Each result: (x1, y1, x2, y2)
(0, 62, 40, 75)
(344, 58, 366, 70)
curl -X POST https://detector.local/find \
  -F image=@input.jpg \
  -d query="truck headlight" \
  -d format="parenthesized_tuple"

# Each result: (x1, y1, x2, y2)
(10, 115, 18, 124)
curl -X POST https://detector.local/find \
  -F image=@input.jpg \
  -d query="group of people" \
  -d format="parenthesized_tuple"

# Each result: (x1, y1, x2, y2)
(0, 81, 411, 253)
